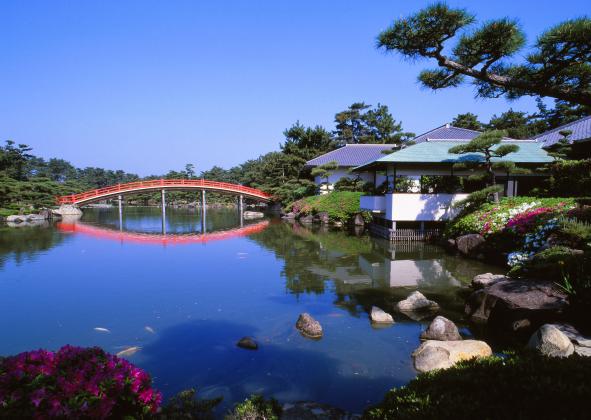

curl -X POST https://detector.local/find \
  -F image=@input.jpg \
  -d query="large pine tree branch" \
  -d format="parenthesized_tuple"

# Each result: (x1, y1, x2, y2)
(433, 53, 591, 106)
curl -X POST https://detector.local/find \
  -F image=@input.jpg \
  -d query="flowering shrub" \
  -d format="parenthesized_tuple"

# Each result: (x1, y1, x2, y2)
(0, 345, 161, 418)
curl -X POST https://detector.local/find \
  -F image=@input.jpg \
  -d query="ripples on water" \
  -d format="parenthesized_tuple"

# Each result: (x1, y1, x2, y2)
(0, 207, 501, 413)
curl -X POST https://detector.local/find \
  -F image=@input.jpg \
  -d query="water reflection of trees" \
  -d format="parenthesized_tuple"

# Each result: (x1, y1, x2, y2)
(249, 221, 496, 317)
(0, 224, 67, 268)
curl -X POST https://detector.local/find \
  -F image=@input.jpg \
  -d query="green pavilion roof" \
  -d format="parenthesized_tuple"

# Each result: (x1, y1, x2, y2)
(354, 140, 553, 170)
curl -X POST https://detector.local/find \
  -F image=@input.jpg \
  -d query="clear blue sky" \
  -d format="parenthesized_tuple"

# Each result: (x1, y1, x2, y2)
(1, 0, 589, 176)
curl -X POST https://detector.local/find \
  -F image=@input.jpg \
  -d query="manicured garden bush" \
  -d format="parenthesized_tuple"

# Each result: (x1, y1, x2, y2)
(158, 388, 221, 419)
(0, 345, 161, 418)
(364, 354, 591, 420)
(289, 191, 371, 223)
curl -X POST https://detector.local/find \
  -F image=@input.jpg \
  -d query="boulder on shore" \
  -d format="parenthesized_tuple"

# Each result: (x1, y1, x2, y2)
(6, 215, 25, 223)
(527, 324, 574, 358)
(412, 339, 492, 373)
(370, 306, 394, 324)
(353, 213, 365, 226)
(296, 313, 323, 339)
(282, 212, 296, 219)
(299, 214, 314, 224)
(243, 211, 264, 219)
(236, 336, 258, 350)
(315, 212, 329, 224)
(465, 279, 568, 333)
(420, 316, 461, 341)
(53, 204, 83, 216)
(471, 273, 509, 289)
(456, 234, 485, 256)
(397, 291, 439, 312)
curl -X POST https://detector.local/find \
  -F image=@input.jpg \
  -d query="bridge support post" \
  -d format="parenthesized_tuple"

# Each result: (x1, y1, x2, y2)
(118, 195, 123, 231)
(161, 189, 166, 234)
(201, 190, 206, 233)
(238, 194, 244, 227)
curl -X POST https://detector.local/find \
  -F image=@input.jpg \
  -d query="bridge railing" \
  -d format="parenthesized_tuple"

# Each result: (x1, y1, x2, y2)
(56, 179, 273, 204)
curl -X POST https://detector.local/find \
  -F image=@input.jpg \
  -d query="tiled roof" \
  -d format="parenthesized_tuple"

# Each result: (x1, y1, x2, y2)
(356, 139, 553, 168)
(412, 124, 481, 143)
(306, 144, 398, 167)
(534, 116, 591, 148)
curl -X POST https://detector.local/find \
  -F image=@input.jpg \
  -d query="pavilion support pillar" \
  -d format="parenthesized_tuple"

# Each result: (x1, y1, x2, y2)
(118, 194, 123, 231)
(161, 189, 166, 234)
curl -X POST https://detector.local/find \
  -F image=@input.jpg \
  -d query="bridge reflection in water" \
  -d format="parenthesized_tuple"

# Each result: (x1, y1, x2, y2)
(56, 220, 270, 245)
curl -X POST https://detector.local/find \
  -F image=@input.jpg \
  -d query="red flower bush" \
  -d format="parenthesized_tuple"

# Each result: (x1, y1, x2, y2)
(506, 207, 557, 234)
(0, 345, 161, 418)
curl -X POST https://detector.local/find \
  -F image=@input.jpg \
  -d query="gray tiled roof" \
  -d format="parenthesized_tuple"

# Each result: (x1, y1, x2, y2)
(534, 116, 591, 148)
(412, 124, 481, 143)
(306, 144, 398, 167)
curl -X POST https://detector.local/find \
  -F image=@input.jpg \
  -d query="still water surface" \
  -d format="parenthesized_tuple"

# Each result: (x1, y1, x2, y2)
(0, 207, 500, 413)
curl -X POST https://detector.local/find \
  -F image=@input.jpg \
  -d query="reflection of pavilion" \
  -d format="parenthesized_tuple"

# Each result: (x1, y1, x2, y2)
(306, 242, 462, 290)
(57, 220, 270, 245)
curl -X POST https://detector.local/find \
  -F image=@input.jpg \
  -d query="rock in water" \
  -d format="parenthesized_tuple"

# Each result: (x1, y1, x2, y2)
(243, 211, 264, 220)
(370, 306, 394, 324)
(296, 313, 323, 339)
(397, 291, 439, 312)
(471, 273, 508, 289)
(5, 215, 25, 223)
(412, 340, 492, 373)
(527, 324, 574, 358)
(237, 336, 258, 350)
(456, 234, 485, 256)
(420, 316, 461, 341)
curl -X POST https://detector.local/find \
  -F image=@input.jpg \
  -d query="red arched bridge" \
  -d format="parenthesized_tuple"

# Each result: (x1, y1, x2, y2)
(56, 179, 272, 206)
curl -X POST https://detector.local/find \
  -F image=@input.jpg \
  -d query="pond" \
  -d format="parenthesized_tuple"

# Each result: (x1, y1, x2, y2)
(0, 207, 501, 414)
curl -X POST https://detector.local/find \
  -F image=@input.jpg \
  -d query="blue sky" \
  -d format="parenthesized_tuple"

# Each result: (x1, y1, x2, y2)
(1, 0, 589, 176)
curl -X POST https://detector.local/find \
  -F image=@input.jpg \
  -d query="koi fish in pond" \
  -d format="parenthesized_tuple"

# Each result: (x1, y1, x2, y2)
(116, 346, 141, 358)
(94, 327, 111, 333)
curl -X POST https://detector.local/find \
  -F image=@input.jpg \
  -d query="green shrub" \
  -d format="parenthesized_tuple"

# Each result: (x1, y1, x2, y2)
(333, 177, 373, 193)
(226, 395, 282, 420)
(556, 218, 591, 248)
(289, 192, 370, 223)
(546, 159, 591, 197)
(158, 389, 222, 419)
(364, 354, 591, 420)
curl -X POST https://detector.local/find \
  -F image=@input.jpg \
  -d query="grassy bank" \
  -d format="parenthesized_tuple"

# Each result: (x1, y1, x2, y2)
(288, 191, 371, 223)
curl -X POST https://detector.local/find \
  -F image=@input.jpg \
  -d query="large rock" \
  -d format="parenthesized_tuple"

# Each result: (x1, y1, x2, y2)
(5, 215, 25, 223)
(236, 336, 258, 350)
(420, 316, 461, 341)
(315, 212, 330, 224)
(296, 313, 323, 339)
(465, 280, 568, 333)
(472, 273, 509, 290)
(53, 204, 83, 216)
(456, 234, 485, 256)
(243, 211, 264, 220)
(553, 323, 591, 357)
(397, 291, 439, 312)
(412, 340, 492, 373)
(282, 212, 296, 219)
(370, 306, 394, 324)
(26, 214, 46, 221)
(527, 324, 574, 358)
(353, 213, 365, 227)
(299, 214, 314, 224)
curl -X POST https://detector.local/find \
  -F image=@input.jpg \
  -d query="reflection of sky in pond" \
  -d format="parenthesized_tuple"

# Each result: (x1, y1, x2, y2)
(0, 208, 502, 414)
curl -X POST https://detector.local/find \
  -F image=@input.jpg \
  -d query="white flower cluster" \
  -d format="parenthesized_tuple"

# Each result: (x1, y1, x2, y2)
(482, 201, 541, 235)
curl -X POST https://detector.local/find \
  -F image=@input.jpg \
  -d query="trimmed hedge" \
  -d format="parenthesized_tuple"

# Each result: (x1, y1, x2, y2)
(364, 354, 591, 420)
